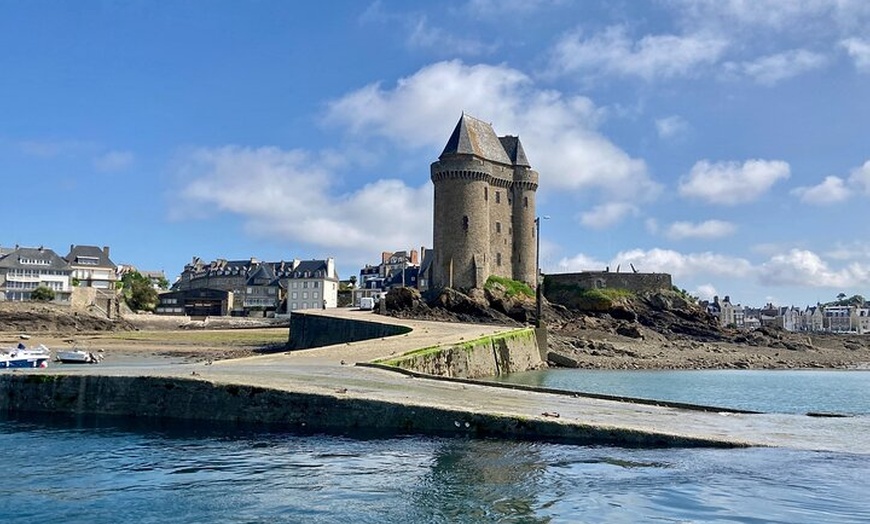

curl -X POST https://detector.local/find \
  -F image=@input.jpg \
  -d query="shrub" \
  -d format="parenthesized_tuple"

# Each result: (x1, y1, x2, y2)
(484, 275, 535, 298)
(30, 286, 55, 302)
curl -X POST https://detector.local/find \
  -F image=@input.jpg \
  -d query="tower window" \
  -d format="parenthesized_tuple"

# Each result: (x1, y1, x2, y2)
(495, 192, 501, 204)
(484, 187, 488, 201)
(496, 222, 501, 234)
(497, 253, 502, 266)
(462, 216, 469, 232)
(524, 196, 528, 208)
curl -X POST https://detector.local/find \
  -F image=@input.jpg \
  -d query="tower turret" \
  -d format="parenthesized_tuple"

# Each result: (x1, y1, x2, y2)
(430, 114, 538, 290)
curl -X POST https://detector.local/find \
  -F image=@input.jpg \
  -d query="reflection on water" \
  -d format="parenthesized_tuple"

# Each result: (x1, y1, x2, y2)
(2, 414, 869, 523)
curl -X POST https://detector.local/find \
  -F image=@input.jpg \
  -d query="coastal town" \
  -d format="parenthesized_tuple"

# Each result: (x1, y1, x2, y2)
(1, 241, 868, 335)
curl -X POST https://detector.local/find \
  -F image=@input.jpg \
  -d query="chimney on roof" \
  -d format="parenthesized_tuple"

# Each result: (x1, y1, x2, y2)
(103, 246, 110, 258)
(70, 244, 75, 253)
(382, 251, 391, 265)
(410, 249, 419, 265)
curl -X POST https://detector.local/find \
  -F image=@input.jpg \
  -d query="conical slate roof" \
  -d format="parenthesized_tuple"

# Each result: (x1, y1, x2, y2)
(439, 113, 512, 165)
(498, 135, 531, 167)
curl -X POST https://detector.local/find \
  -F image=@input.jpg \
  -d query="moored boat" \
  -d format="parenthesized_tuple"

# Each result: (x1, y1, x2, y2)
(0, 343, 51, 369)
(55, 349, 102, 364)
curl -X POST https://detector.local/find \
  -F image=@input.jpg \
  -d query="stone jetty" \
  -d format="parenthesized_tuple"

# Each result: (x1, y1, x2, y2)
(2, 309, 867, 453)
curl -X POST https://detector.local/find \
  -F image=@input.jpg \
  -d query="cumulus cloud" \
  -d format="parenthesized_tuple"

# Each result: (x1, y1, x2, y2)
(173, 145, 432, 255)
(694, 284, 718, 301)
(791, 175, 850, 205)
(611, 248, 753, 279)
(841, 38, 870, 71)
(578, 202, 638, 229)
(555, 253, 607, 272)
(724, 49, 828, 85)
(549, 25, 727, 81)
(655, 115, 689, 140)
(665, 220, 736, 240)
(758, 248, 870, 288)
(326, 59, 658, 199)
(848, 160, 870, 194)
(678, 159, 790, 205)
(94, 150, 135, 172)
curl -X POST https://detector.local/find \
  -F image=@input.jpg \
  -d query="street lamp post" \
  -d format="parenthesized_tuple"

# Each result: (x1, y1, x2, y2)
(535, 215, 549, 328)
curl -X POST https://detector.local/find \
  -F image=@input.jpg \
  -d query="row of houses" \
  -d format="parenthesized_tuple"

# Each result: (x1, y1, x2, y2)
(704, 296, 870, 334)
(0, 244, 126, 301)
(157, 256, 339, 317)
(352, 248, 435, 306)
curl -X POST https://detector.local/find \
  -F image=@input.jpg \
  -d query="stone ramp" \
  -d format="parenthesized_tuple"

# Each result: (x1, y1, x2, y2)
(3, 309, 868, 453)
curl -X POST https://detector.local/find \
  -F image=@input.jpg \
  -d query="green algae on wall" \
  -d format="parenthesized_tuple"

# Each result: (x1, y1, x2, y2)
(374, 328, 541, 379)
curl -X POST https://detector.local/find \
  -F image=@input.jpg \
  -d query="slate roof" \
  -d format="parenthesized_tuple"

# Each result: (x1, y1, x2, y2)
(498, 135, 531, 167)
(66, 245, 116, 268)
(439, 113, 513, 165)
(0, 246, 71, 271)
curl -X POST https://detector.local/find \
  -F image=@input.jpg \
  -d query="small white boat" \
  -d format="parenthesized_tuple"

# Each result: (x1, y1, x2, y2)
(1, 343, 51, 369)
(55, 349, 102, 364)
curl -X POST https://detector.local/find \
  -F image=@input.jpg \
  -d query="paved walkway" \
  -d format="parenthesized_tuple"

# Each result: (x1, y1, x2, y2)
(44, 309, 870, 453)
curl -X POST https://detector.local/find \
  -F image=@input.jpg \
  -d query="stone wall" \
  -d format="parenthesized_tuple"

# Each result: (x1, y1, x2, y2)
(287, 312, 411, 350)
(0, 374, 729, 447)
(372, 327, 543, 379)
(545, 272, 672, 298)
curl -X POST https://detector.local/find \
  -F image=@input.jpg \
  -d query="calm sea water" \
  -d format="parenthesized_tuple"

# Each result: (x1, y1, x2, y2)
(489, 369, 870, 415)
(2, 370, 870, 523)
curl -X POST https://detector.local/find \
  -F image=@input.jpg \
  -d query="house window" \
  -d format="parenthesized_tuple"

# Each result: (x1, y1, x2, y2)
(303, 292, 308, 299)
(291, 303, 298, 310)
(313, 282, 319, 288)
(292, 292, 298, 299)
(303, 282, 308, 289)
(313, 291, 319, 299)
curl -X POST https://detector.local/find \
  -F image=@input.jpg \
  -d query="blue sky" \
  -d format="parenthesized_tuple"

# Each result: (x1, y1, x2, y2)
(2, 1, 869, 307)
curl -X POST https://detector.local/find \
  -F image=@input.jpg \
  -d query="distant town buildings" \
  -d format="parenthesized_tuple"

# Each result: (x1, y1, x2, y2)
(702, 295, 870, 334)
(159, 256, 339, 317)
(352, 248, 434, 306)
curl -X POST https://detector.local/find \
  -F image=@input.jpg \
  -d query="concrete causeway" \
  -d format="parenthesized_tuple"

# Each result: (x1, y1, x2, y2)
(4, 309, 869, 454)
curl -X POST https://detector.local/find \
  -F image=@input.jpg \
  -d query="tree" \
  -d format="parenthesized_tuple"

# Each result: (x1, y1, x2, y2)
(30, 286, 55, 302)
(155, 275, 170, 290)
(121, 270, 158, 312)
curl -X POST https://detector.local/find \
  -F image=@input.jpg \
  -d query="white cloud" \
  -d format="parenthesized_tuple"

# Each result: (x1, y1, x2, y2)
(579, 202, 638, 229)
(841, 38, 870, 71)
(549, 25, 728, 81)
(555, 253, 607, 272)
(694, 284, 718, 301)
(791, 175, 850, 205)
(679, 159, 790, 205)
(665, 220, 736, 240)
(612, 248, 753, 279)
(655, 115, 689, 140)
(173, 146, 432, 255)
(326, 60, 659, 199)
(759, 248, 870, 288)
(848, 160, 870, 193)
(827, 241, 870, 261)
(672, 0, 870, 33)
(94, 150, 135, 172)
(725, 49, 828, 85)
(407, 17, 495, 56)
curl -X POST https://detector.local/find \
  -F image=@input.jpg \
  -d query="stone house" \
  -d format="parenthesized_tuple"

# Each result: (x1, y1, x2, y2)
(65, 244, 118, 290)
(0, 245, 72, 302)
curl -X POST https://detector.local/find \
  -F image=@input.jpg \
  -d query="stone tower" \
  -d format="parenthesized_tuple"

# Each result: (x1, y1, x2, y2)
(430, 114, 538, 290)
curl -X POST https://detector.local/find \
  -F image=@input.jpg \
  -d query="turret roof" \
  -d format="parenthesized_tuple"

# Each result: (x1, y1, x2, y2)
(439, 113, 512, 165)
(498, 135, 531, 167)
